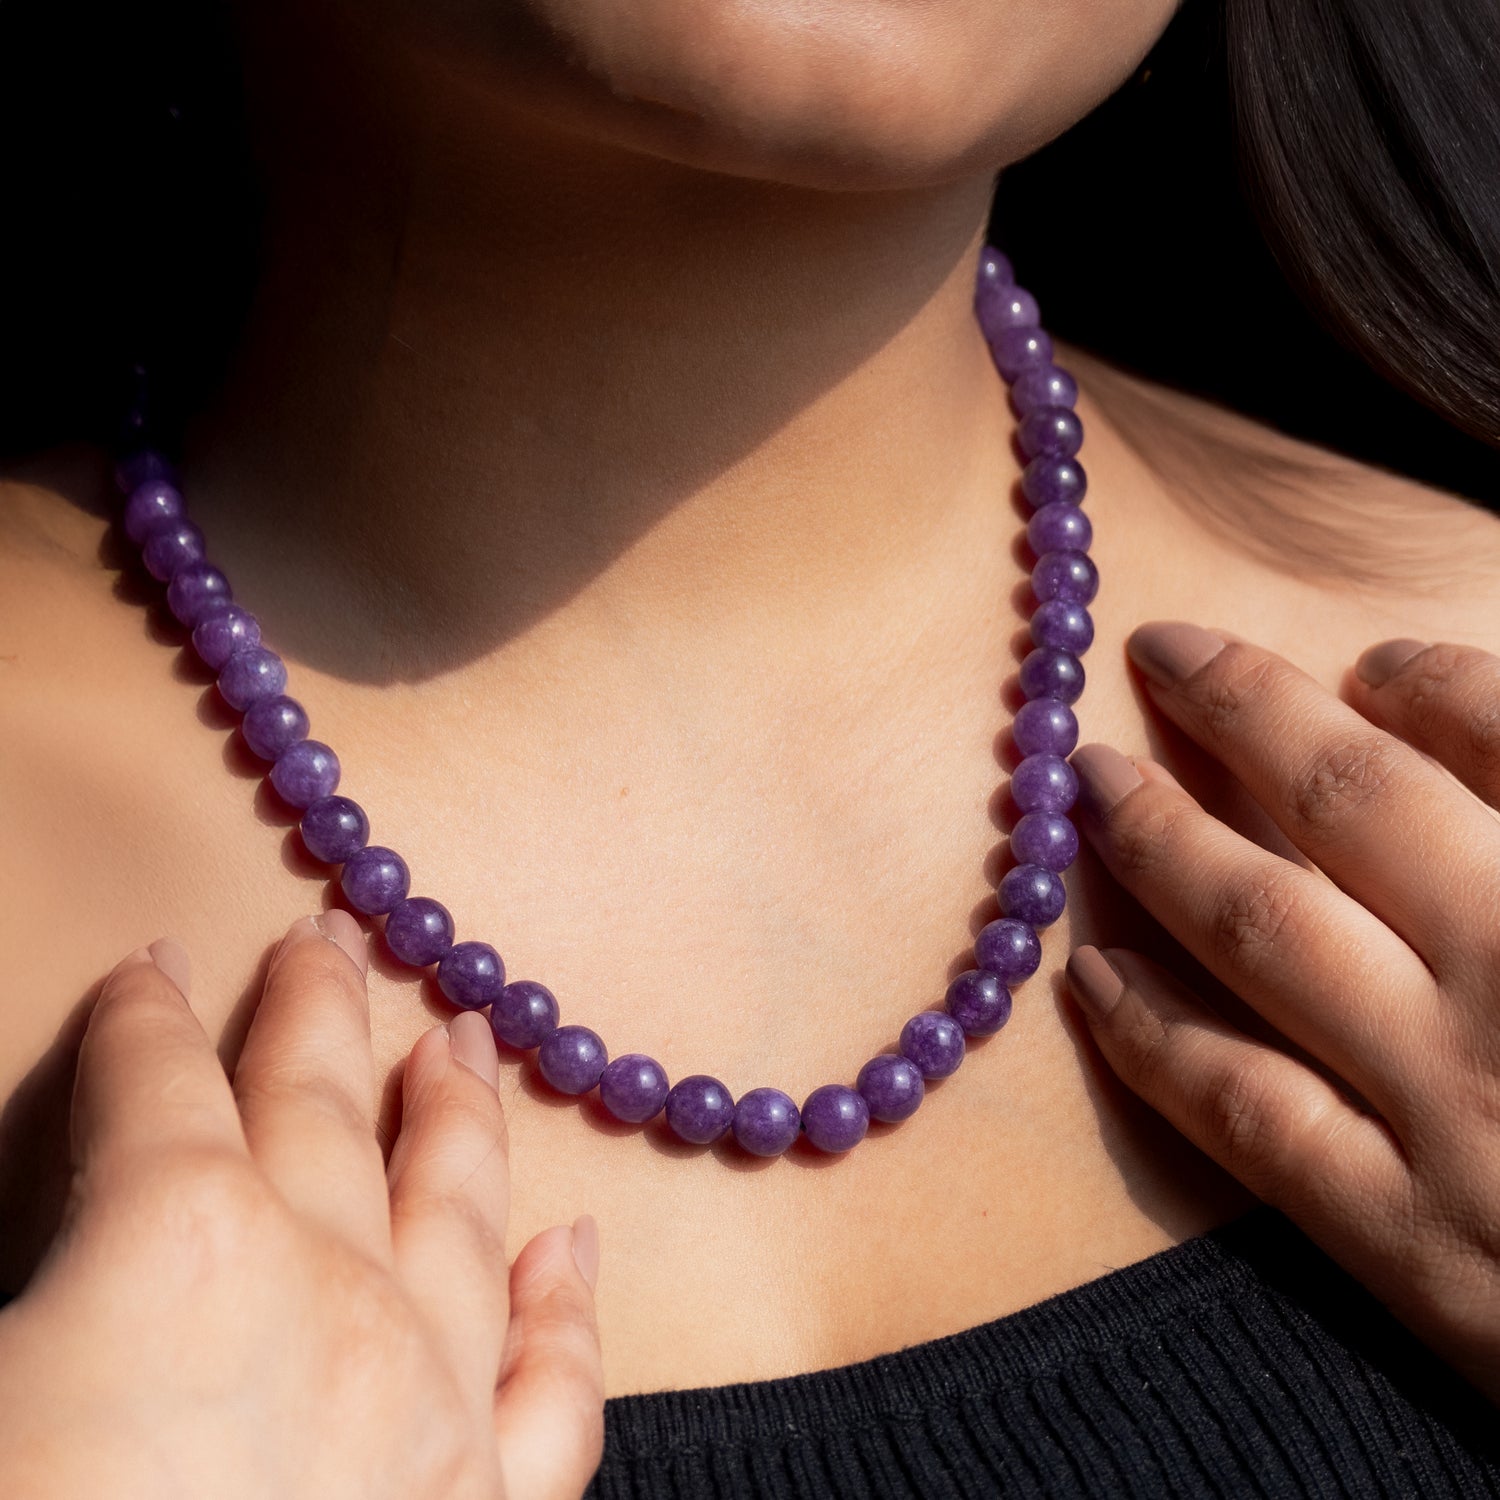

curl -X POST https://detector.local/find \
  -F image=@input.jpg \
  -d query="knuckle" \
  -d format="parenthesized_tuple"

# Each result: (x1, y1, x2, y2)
(1207, 866, 1304, 981)
(1285, 734, 1404, 839)
(1199, 1054, 1292, 1188)
(236, 1066, 373, 1140)
(1193, 650, 1280, 750)
(1111, 795, 1194, 880)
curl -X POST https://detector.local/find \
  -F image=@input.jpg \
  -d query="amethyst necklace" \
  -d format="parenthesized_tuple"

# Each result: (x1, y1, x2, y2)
(115, 245, 1096, 1159)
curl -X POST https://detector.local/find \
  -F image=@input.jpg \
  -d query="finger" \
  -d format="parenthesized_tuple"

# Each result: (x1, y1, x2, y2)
(1124, 621, 1492, 968)
(388, 1012, 512, 1401)
(1071, 744, 1435, 1118)
(232, 910, 390, 1259)
(72, 939, 247, 1181)
(494, 1219, 605, 1500)
(1347, 638, 1500, 811)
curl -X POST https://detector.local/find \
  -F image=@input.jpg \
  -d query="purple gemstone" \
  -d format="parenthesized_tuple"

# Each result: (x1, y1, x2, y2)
(115, 449, 175, 494)
(974, 918, 1042, 984)
(270, 739, 341, 809)
(436, 940, 506, 1011)
(664, 1074, 736, 1145)
(1012, 698, 1079, 758)
(192, 604, 261, 671)
(243, 695, 311, 762)
(990, 327, 1053, 383)
(1027, 503, 1092, 556)
(384, 895, 454, 968)
(1032, 599, 1094, 656)
(1019, 406, 1084, 461)
(218, 646, 288, 712)
(1011, 812, 1080, 872)
(141, 519, 207, 581)
(1020, 646, 1085, 704)
(800, 1084, 870, 1153)
(1032, 551, 1099, 606)
(976, 245, 1014, 290)
(976, 283, 1040, 342)
(491, 980, 559, 1050)
(1021, 456, 1087, 510)
(300, 794, 370, 864)
(856, 1053, 925, 1123)
(340, 844, 410, 915)
(538, 1026, 608, 1096)
(166, 563, 232, 627)
(1011, 365, 1079, 417)
(731, 1087, 800, 1157)
(898, 1011, 966, 1079)
(599, 1054, 671, 1124)
(1011, 753, 1079, 814)
(123, 480, 185, 544)
(945, 969, 1014, 1036)
(998, 863, 1068, 927)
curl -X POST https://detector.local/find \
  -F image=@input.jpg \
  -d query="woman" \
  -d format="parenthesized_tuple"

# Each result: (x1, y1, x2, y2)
(0, 0, 1497, 1495)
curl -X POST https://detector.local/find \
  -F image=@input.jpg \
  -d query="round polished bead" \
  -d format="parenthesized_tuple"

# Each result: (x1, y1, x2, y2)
(1019, 406, 1084, 461)
(1032, 599, 1094, 656)
(998, 862, 1068, 927)
(945, 969, 1014, 1036)
(898, 1011, 966, 1079)
(123, 480, 185, 544)
(218, 646, 288, 712)
(436, 940, 506, 1011)
(974, 918, 1042, 984)
(115, 449, 175, 494)
(270, 739, 341, 809)
(1032, 550, 1099, 606)
(976, 245, 1014, 290)
(1020, 646, 1085, 704)
(300, 794, 370, 864)
(384, 895, 454, 968)
(1027, 503, 1092, 556)
(243, 694, 311, 761)
(856, 1053, 925, 1123)
(191, 604, 261, 671)
(1011, 812, 1080, 872)
(1011, 753, 1079, 814)
(665, 1074, 736, 1145)
(141, 519, 207, 581)
(600, 1054, 671, 1124)
(1011, 365, 1079, 417)
(732, 1087, 800, 1156)
(1012, 697, 1079, 758)
(800, 1085, 869, 1154)
(166, 562, 232, 627)
(976, 284, 1040, 342)
(1021, 456, 1087, 510)
(491, 980, 560, 1050)
(990, 327, 1053, 383)
(340, 844, 410, 915)
(538, 1026, 608, 1096)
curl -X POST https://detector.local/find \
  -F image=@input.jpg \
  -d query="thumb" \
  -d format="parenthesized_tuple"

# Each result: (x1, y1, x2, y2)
(494, 1216, 605, 1500)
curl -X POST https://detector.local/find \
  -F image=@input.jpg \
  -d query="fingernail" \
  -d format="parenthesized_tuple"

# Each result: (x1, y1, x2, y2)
(1127, 622, 1228, 687)
(1355, 638, 1428, 687)
(148, 936, 192, 997)
(110, 945, 156, 978)
(571, 1214, 600, 1290)
(449, 1010, 499, 1089)
(1067, 945, 1125, 1022)
(314, 908, 368, 976)
(1071, 743, 1144, 821)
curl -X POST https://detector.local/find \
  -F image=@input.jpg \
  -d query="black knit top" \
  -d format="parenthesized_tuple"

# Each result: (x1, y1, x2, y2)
(587, 1207, 1500, 1498)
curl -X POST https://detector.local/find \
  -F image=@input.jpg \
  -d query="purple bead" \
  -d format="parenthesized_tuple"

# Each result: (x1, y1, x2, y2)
(1012, 697, 1079, 758)
(945, 969, 1014, 1036)
(218, 646, 288, 712)
(664, 1074, 736, 1145)
(599, 1054, 671, 1124)
(491, 980, 559, 1050)
(1027, 503, 1092, 556)
(990, 327, 1053, 383)
(998, 863, 1068, 927)
(1011, 753, 1079, 814)
(538, 1026, 608, 1096)
(141, 519, 206, 581)
(1011, 365, 1079, 417)
(166, 563, 232, 627)
(123, 481, 185, 544)
(800, 1085, 870, 1154)
(300, 794, 370, 864)
(384, 895, 454, 968)
(976, 245, 1014, 290)
(191, 604, 261, 671)
(1019, 406, 1084, 461)
(1011, 811, 1080, 872)
(270, 739, 341, 809)
(732, 1087, 800, 1157)
(975, 918, 1042, 984)
(1032, 550, 1099, 606)
(1021, 456, 1087, 510)
(1020, 646, 1085, 704)
(243, 694, 311, 762)
(339, 844, 410, 915)
(976, 283, 1040, 342)
(115, 449, 175, 494)
(436, 940, 506, 1011)
(898, 1011, 966, 1079)
(1032, 599, 1095, 656)
(856, 1053, 924, 1122)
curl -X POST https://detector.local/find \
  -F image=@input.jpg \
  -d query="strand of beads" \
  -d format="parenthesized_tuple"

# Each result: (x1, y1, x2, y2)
(111, 242, 1092, 1161)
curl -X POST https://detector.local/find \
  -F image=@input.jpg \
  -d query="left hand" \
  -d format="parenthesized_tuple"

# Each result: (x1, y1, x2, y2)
(1063, 622, 1500, 1404)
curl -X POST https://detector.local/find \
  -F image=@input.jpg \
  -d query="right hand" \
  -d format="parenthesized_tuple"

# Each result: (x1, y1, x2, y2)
(0, 910, 605, 1499)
